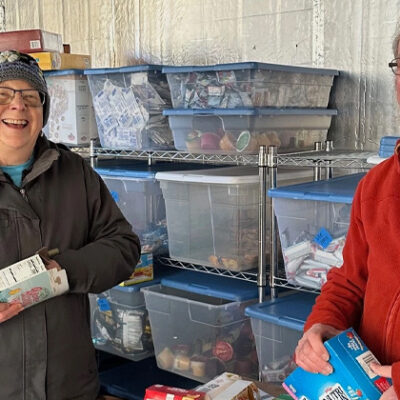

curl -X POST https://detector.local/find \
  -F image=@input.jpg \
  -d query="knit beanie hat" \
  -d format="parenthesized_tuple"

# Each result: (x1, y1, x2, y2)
(0, 50, 50, 126)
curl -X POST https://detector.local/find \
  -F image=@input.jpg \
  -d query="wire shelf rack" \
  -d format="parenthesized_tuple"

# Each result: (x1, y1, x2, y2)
(157, 256, 258, 283)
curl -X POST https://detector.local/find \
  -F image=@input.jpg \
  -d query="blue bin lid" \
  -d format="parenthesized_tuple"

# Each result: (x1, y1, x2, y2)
(160, 271, 259, 301)
(163, 107, 337, 117)
(44, 69, 85, 77)
(379, 136, 400, 158)
(95, 160, 216, 179)
(84, 64, 163, 75)
(244, 292, 317, 331)
(268, 172, 366, 204)
(162, 62, 339, 76)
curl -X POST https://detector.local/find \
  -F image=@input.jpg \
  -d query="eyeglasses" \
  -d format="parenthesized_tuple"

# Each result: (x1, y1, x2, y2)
(0, 87, 45, 107)
(389, 58, 400, 75)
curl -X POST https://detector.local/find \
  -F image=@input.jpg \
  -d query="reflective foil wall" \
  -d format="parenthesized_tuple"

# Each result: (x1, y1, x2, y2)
(3, 0, 400, 150)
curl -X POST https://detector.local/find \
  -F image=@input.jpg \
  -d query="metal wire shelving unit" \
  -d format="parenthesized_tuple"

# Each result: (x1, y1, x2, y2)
(75, 140, 378, 300)
(267, 145, 377, 298)
(157, 256, 258, 282)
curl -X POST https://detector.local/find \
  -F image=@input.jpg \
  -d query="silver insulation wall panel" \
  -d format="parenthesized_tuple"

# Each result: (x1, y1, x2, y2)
(4, 0, 400, 151)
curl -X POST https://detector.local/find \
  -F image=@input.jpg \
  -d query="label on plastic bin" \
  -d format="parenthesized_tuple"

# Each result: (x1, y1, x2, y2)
(313, 227, 332, 249)
(97, 297, 111, 312)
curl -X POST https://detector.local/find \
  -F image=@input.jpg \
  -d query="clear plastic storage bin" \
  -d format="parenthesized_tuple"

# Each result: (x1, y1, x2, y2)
(268, 173, 366, 289)
(95, 161, 167, 253)
(164, 108, 336, 154)
(90, 277, 161, 362)
(141, 271, 259, 382)
(379, 136, 400, 158)
(156, 166, 313, 271)
(85, 65, 174, 150)
(162, 62, 338, 109)
(96, 161, 215, 253)
(43, 69, 98, 145)
(245, 293, 316, 383)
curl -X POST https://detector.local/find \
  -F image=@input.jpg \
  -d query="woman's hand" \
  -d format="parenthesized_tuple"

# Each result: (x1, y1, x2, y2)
(295, 323, 342, 375)
(0, 302, 23, 323)
(370, 363, 397, 399)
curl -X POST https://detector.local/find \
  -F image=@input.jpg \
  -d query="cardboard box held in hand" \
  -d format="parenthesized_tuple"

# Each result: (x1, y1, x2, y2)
(283, 328, 391, 400)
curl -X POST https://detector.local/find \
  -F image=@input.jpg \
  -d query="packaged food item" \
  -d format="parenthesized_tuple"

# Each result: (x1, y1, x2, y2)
(119, 252, 153, 286)
(283, 328, 391, 400)
(196, 372, 241, 399)
(144, 385, 207, 400)
(212, 379, 260, 400)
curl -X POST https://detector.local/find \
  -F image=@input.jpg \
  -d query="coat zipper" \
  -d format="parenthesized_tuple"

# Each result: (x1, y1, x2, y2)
(19, 188, 29, 203)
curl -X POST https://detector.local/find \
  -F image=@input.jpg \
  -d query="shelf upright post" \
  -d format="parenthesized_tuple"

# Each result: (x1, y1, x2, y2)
(313, 141, 323, 181)
(267, 145, 278, 300)
(89, 138, 97, 168)
(325, 140, 334, 179)
(257, 145, 268, 303)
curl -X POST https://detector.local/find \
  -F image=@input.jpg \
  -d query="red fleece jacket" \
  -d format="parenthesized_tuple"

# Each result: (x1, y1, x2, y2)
(304, 146, 400, 396)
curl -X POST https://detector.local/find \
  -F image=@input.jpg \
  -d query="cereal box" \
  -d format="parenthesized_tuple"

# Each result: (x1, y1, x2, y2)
(283, 328, 391, 400)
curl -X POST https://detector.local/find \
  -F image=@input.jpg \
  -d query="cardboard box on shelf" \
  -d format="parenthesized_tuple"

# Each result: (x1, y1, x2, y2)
(29, 52, 61, 70)
(43, 70, 98, 145)
(119, 252, 153, 286)
(0, 29, 63, 53)
(29, 52, 92, 70)
(144, 385, 207, 400)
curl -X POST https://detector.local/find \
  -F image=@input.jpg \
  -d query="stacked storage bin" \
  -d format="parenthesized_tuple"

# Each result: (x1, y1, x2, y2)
(84, 65, 174, 150)
(141, 271, 260, 382)
(268, 173, 365, 290)
(90, 278, 160, 362)
(95, 160, 169, 254)
(43, 69, 98, 145)
(245, 292, 317, 383)
(156, 166, 313, 272)
(95, 160, 217, 254)
(379, 136, 400, 158)
(162, 62, 339, 154)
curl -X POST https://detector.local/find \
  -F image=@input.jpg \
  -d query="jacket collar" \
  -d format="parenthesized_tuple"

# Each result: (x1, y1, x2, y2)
(0, 133, 60, 185)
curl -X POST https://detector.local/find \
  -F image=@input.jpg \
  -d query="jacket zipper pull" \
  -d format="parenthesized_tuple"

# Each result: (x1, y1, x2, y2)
(19, 188, 29, 202)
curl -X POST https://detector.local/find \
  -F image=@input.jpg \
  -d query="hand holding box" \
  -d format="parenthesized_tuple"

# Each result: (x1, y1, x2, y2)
(283, 328, 391, 400)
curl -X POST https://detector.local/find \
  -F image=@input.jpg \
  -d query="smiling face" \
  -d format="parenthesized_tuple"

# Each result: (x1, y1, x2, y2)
(0, 79, 43, 166)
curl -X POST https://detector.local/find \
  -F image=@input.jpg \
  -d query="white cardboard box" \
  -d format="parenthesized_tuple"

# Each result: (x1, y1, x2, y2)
(44, 71, 98, 145)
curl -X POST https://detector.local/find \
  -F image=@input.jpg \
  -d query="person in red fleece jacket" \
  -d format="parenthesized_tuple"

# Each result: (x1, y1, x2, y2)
(294, 26, 400, 400)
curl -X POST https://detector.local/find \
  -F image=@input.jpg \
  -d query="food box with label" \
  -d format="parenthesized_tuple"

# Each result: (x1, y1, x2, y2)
(156, 166, 313, 272)
(0, 29, 63, 53)
(268, 173, 366, 290)
(141, 271, 260, 382)
(163, 62, 338, 109)
(43, 69, 98, 145)
(84, 65, 174, 150)
(30, 52, 91, 70)
(245, 293, 317, 383)
(164, 108, 336, 154)
(283, 328, 391, 400)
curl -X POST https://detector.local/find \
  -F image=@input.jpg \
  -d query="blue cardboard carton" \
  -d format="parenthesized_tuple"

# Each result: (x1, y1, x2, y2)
(283, 328, 391, 400)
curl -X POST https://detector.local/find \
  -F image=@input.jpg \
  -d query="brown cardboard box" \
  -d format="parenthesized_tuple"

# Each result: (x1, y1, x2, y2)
(0, 29, 63, 53)
(29, 52, 61, 70)
(29, 52, 91, 71)
(59, 53, 91, 69)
